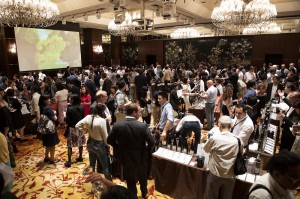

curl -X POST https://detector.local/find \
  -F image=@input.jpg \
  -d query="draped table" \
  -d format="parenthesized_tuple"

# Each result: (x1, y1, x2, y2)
(152, 154, 252, 199)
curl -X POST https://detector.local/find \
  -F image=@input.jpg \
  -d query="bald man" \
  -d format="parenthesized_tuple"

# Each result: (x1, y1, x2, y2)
(200, 80, 218, 130)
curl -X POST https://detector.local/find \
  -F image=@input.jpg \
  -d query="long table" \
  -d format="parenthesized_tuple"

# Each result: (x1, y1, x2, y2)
(153, 155, 252, 199)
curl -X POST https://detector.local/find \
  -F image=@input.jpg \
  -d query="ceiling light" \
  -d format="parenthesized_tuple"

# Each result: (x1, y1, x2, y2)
(93, 45, 103, 54)
(62, 18, 66, 25)
(83, 13, 88, 21)
(0, 0, 60, 27)
(243, 22, 282, 35)
(72, 15, 76, 23)
(96, 10, 101, 19)
(171, 27, 200, 39)
(211, 0, 277, 30)
(183, 18, 189, 25)
(190, 19, 195, 26)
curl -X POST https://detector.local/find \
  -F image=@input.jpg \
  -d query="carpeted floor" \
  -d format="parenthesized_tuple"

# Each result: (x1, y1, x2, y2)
(11, 131, 172, 199)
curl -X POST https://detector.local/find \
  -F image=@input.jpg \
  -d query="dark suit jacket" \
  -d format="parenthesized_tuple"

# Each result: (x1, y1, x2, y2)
(281, 108, 300, 151)
(102, 78, 112, 96)
(108, 118, 155, 166)
(266, 83, 284, 102)
(134, 74, 147, 92)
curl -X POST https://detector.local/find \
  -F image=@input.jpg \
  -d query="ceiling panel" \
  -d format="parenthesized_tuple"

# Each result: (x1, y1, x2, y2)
(53, 0, 300, 36)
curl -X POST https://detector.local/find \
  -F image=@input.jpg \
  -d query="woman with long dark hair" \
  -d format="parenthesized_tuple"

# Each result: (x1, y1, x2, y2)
(6, 88, 26, 141)
(38, 95, 60, 164)
(75, 104, 111, 180)
(64, 94, 86, 167)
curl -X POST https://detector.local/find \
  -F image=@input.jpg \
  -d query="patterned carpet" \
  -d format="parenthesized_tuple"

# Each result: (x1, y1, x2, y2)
(11, 131, 172, 199)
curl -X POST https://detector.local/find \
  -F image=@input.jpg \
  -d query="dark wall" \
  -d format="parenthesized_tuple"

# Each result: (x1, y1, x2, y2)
(81, 28, 104, 67)
(252, 33, 300, 67)
(120, 33, 299, 70)
(137, 40, 164, 66)
(0, 27, 19, 78)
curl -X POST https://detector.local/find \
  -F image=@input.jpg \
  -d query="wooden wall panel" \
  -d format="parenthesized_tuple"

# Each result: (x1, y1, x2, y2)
(252, 33, 300, 67)
(137, 40, 164, 66)
(82, 28, 104, 67)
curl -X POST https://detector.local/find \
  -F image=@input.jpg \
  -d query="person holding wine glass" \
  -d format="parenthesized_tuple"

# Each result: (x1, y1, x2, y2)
(85, 172, 137, 199)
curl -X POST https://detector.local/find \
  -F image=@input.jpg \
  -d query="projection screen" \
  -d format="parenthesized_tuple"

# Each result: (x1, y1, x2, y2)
(14, 27, 82, 71)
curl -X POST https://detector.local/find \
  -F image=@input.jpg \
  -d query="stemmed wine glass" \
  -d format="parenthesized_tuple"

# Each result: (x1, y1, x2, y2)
(83, 166, 107, 199)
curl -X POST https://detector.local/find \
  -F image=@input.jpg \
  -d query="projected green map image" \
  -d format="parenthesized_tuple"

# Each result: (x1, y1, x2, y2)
(15, 27, 82, 71)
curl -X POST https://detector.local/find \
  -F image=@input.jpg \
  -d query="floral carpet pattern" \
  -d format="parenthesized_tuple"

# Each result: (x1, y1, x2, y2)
(11, 132, 172, 199)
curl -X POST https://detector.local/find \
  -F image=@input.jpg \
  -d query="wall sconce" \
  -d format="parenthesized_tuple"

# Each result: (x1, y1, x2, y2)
(9, 43, 17, 54)
(93, 45, 103, 54)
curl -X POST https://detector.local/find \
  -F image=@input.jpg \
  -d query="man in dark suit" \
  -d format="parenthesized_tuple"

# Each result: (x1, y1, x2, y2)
(266, 76, 284, 102)
(278, 91, 300, 151)
(134, 69, 147, 102)
(107, 104, 155, 199)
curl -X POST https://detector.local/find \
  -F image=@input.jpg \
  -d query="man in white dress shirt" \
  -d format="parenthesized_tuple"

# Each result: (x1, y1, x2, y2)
(231, 104, 254, 147)
(199, 80, 218, 130)
(176, 112, 203, 153)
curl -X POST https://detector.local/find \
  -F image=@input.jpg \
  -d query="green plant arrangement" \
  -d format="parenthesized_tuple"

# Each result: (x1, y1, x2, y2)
(165, 41, 182, 66)
(182, 43, 198, 69)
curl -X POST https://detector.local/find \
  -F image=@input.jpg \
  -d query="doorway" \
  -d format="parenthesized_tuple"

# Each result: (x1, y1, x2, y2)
(265, 54, 283, 66)
(146, 55, 156, 66)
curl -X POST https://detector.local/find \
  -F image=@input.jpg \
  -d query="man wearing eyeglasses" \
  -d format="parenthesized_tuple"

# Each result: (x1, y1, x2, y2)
(248, 150, 300, 199)
(90, 90, 111, 123)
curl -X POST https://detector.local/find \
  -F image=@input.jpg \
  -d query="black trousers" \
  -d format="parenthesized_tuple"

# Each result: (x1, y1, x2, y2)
(123, 163, 148, 198)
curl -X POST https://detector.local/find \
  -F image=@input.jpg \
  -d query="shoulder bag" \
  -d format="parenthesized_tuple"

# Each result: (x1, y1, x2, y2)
(37, 114, 56, 134)
(234, 137, 247, 175)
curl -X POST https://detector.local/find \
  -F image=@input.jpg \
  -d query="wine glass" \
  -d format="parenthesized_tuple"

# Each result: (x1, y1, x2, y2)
(175, 138, 180, 150)
(83, 166, 93, 175)
(177, 146, 181, 152)
(92, 180, 107, 199)
(162, 140, 167, 147)
(83, 166, 107, 198)
(189, 150, 194, 157)
(291, 116, 299, 125)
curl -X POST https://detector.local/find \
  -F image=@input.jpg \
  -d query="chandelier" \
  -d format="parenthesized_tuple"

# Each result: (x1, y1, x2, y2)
(243, 22, 281, 35)
(170, 27, 200, 39)
(108, 10, 153, 36)
(211, 0, 277, 30)
(0, 0, 60, 27)
(108, 12, 136, 36)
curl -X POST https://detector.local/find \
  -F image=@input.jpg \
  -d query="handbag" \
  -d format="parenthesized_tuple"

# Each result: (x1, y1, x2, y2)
(37, 114, 56, 134)
(234, 137, 247, 175)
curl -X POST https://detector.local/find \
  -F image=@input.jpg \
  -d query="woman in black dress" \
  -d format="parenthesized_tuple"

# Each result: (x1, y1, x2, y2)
(5, 88, 26, 141)
(38, 95, 60, 164)
(64, 94, 85, 167)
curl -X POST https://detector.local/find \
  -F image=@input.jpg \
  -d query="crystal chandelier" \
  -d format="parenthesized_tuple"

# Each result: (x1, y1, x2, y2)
(170, 27, 200, 39)
(211, 0, 277, 30)
(0, 0, 60, 27)
(243, 22, 281, 35)
(108, 12, 136, 36)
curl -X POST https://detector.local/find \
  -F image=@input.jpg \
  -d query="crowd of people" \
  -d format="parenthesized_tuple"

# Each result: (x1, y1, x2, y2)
(0, 61, 299, 198)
